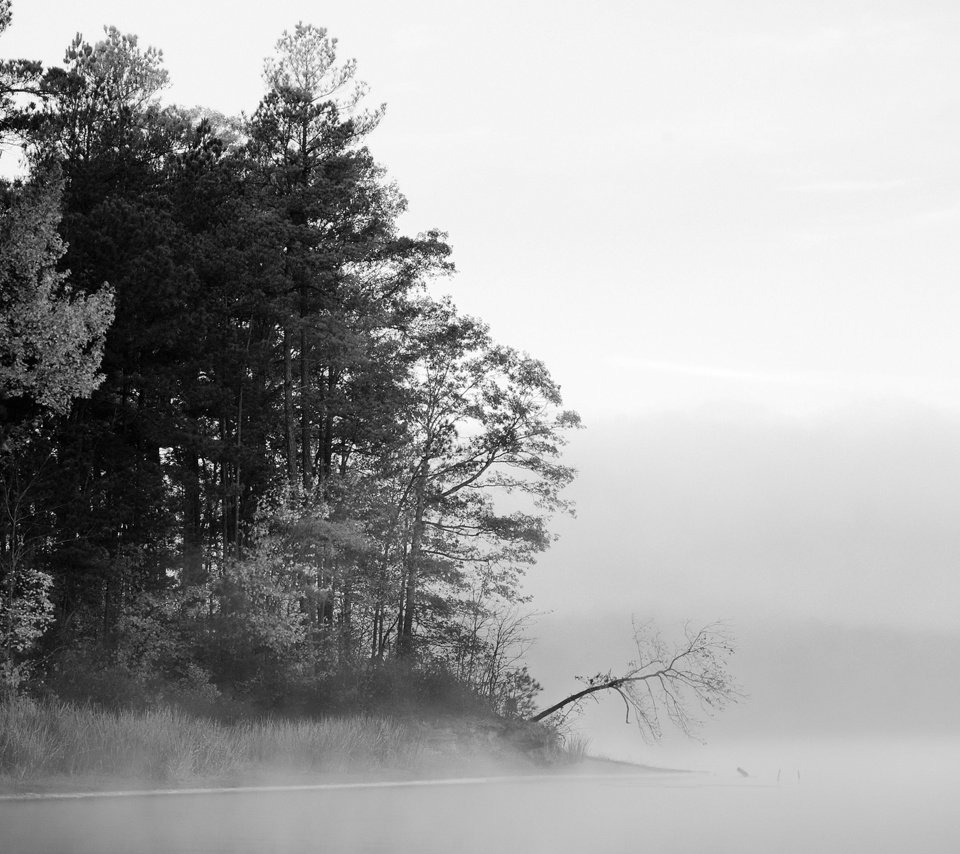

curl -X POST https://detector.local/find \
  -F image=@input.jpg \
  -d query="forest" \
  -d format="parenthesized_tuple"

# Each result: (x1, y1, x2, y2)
(0, 2, 582, 722)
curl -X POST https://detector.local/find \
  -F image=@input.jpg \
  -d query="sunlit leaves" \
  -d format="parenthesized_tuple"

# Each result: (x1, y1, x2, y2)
(0, 172, 113, 425)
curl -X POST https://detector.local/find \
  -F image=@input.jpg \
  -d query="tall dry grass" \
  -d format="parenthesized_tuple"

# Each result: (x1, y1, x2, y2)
(560, 732, 591, 763)
(0, 695, 424, 784)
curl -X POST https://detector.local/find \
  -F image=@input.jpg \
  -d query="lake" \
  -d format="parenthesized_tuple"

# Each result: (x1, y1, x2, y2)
(2, 738, 957, 853)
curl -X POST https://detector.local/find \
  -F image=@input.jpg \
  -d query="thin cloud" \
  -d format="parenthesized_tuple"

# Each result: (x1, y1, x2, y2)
(780, 179, 908, 193)
(900, 204, 960, 226)
(608, 357, 850, 387)
(607, 357, 960, 399)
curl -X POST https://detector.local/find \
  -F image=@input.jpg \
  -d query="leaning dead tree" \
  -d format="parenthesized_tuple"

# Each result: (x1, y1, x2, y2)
(530, 620, 742, 741)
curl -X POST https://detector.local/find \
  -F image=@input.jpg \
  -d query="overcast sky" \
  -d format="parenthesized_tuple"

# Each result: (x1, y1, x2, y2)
(3, 0, 958, 751)
(5, 1, 960, 422)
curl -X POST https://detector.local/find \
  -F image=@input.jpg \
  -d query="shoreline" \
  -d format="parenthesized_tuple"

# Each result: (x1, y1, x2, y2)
(0, 755, 686, 801)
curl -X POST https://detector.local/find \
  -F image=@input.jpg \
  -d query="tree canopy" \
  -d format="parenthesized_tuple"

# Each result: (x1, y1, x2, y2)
(0, 9, 738, 748)
(0, 9, 580, 717)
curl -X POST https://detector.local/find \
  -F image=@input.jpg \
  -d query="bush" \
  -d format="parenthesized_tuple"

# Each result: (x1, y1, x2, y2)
(40, 641, 246, 721)
(304, 659, 495, 719)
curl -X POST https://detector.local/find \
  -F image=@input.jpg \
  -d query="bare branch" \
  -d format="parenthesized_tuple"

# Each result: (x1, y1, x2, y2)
(530, 620, 743, 742)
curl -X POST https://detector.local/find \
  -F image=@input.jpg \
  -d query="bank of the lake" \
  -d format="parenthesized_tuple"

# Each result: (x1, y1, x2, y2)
(0, 695, 594, 796)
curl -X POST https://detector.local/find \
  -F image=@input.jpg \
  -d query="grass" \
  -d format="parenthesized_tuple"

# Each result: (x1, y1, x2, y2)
(0, 694, 426, 787)
(560, 732, 591, 764)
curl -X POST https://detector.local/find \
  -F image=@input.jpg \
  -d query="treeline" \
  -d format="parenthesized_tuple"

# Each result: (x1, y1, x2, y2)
(0, 5, 579, 718)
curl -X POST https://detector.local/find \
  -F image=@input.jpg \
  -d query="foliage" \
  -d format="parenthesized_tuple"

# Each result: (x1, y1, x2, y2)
(0, 15, 115, 683)
(0, 1, 46, 152)
(0, 9, 746, 758)
(0, 564, 52, 691)
(0, 172, 113, 433)
(0, 4, 591, 730)
(262, 22, 384, 139)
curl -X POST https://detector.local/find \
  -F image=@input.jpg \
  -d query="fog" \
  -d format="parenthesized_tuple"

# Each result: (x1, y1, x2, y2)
(521, 401, 960, 785)
(530, 613, 960, 741)
(526, 402, 960, 629)
(4, 755, 959, 854)
(9, 395, 955, 854)
(7, 403, 960, 854)
(9, 403, 957, 853)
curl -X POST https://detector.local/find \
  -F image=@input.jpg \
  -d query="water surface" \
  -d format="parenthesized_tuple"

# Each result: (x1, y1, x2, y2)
(2, 748, 956, 854)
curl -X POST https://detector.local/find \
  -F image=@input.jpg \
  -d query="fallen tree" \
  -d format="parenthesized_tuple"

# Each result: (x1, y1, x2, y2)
(530, 620, 742, 741)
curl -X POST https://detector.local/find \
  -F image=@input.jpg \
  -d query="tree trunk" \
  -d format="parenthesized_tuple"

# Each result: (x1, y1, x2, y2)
(319, 364, 336, 483)
(529, 680, 625, 722)
(283, 326, 297, 483)
(182, 449, 204, 584)
(218, 417, 231, 565)
(300, 314, 313, 490)
(398, 470, 427, 656)
(339, 575, 353, 658)
(371, 602, 382, 660)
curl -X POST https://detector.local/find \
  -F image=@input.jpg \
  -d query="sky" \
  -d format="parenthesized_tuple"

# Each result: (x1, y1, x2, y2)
(3, 0, 958, 756)
(4, 1, 960, 417)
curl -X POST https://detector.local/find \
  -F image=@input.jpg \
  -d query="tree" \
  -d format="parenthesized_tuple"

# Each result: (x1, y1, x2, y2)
(0, 171, 114, 687)
(0, 451, 55, 690)
(38, 26, 169, 175)
(262, 22, 384, 138)
(0, 5, 115, 442)
(0, 172, 113, 442)
(8, 26, 204, 655)
(530, 621, 742, 741)
(0, 13, 583, 713)
(246, 22, 417, 492)
(390, 299, 581, 655)
(0, 0, 45, 154)
(0, 7, 116, 689)
(433, 595, 543, 718)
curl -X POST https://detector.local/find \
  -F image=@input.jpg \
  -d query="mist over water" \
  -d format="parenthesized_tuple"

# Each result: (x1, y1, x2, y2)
(511, 405, 960, 854)
(3, 738, 958, 854)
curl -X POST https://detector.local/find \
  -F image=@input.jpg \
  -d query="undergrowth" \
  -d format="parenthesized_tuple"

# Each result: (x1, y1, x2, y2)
(0, 695, 424, 784)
